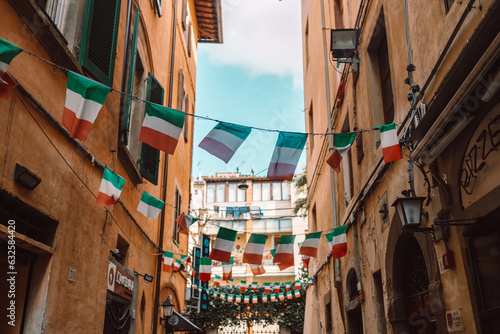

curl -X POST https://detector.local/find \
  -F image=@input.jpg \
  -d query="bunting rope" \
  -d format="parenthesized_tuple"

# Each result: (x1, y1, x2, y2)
(17, 46, 400, 136)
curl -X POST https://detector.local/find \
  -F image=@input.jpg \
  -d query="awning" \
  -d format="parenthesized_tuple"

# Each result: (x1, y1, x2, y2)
(167, 311, 201, 333)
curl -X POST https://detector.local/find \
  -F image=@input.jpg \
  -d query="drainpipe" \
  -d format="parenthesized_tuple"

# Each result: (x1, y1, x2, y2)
(320, 0, 341, 285)
(152, 1, 178, 333)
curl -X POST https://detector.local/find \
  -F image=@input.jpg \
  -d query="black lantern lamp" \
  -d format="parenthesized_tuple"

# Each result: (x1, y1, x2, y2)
(238, 181, 248, 190)
(392, 196, 426, 229)
(161, 299, 175, 319)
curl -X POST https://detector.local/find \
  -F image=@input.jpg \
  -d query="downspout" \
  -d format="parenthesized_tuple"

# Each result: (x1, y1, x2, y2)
(152, 1, 178, 333)
(320, 0, 341, 286)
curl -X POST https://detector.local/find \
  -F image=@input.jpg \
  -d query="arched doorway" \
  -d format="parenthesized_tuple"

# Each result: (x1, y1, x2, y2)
(393, 233, 436, 334)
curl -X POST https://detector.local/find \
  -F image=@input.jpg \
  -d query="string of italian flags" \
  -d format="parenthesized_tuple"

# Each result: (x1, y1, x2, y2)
(1, 38, 404, 185)
(190, 278, 315, 304)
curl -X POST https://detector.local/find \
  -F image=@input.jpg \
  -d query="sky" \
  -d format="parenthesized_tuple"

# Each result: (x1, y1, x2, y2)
(192, 0, 305, 178)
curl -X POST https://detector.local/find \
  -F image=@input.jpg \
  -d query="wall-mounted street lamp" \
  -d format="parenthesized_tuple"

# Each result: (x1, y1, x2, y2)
(160, 298, 179, 332)
(134, 271, 154, 283)
(392, 196, 427, 229)
(330, 28, 360, 71)
(14, 163, 41, 190)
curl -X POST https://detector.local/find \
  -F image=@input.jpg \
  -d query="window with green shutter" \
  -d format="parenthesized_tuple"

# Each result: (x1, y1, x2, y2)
(139, 73, 164, 184)
(79, 0, 121, 86)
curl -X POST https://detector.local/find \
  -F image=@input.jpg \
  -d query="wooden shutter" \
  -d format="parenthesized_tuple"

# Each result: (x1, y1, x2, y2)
(79, 0, 121, 86)
(122, 8, 141, 141)
(139, 73, 164, 184)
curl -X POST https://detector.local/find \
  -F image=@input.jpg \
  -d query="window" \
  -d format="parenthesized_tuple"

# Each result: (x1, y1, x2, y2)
(262, 183, 271, 201)
(282, 183, 290, 200)
(229, 184, 237, 202)
(272, 182, 282, 201)
(139, 73, 164, 184)
(253, 183, 261, 201)
(216, 184, 225, 203)
(207, 184, 215, 203)
(41, 0, 66, 28)
(79, 0, 121, 86)
(368, 10, 394, 126)
(173, 189, 181, 244)
(238, 187, 246, 202)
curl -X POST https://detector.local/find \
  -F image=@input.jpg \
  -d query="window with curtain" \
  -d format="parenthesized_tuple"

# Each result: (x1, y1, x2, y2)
(216, 184, 225, 203)
(228, 184, 237, 202)
(207, 184, 215, 203)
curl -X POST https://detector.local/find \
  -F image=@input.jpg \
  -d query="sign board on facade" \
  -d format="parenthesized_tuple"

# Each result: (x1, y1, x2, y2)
(446, 309, 464, 332)
(460, 107, 500, 208)
(107, 261, 134, 300)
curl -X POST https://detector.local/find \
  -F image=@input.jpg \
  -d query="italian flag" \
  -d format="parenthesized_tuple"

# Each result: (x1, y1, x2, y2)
(220, 293, 225, 300)
(137, 191, 164, 219)
(377, 123, 403, 163)
(236, 295, 242, 303)
(212, 291, 217, 298)
(268, 132, 308, 181)
(299, 231, 322, 257)
(308, 277, 315, 286)
(199, 122, 252, 163)
(0, 38, 23, 85)
(138, 103, 185, 155)
(228, 278, 234, 283)
(252, 296, 258, 304)
(222, 257, 234, 281)
(274, 283, 280, 293)
(240, 280, 247, 292)
(251, 282, 258, 291)
(327, 132, 357, 173)
(294, 280, 301, 290)
(262, 295, 268, 303)
(173, 259, 181, 272)
(96, 167, 126, 206)
(271, 294, 276, 302)
(285, 282, 291, 292)
(62, 71, 110, 141)
(250, 264, 266, 276)
(162, 251, 174, 272)
(273, 235, 296, 264)
(213, 275, 221, 287)
(325, 225, 348, 259)
(181, 255, 191, 267)
(279, 292, 285, 301)
(287, 292, 293, 300)
(227, 294, 234, 302)
(264, 283, 271, 293)
(209, 227, 237, 263)
(244, 295, 250, 304)
(176, 212, 200, 235)
(199, 257, 212, 281)
(294, 290, 301, 298)
(243, 234, 267, 265)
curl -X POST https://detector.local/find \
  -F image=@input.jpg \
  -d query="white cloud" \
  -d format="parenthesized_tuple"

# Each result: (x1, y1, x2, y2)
(200, 0, 304, 84)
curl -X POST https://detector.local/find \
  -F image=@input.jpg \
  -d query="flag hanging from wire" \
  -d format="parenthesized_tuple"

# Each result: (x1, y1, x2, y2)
(267, 132, 308, 181)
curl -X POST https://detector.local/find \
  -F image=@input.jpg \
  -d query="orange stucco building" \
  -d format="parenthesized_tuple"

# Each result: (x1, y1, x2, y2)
(0, 0, 222, 333)
(301, 0, 500, 333)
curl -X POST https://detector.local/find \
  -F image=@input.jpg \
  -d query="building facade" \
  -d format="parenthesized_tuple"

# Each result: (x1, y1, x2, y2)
(301, 0, 499, 334)
(0, 0, 221, 333)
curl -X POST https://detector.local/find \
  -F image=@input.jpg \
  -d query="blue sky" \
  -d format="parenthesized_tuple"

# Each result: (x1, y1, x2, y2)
(192, 0, 305, 177)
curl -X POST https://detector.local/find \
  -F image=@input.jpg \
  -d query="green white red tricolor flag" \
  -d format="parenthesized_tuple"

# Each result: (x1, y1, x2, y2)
(273, 235, 296, 264)
(252, 296, 258, 304)
(181, 255, 191, 267)
(62, 71, 110, 141)
(294, 290, 301, 298)
(199, 257, 212, 281)
(240, 280, 247, 292)
(209, 227, 237, 263)
(243, 234, 267, 264)
(137, 191, 164, 219)
(244, 295, 250, 304)
(262, 295, 268, 303)
(228, 278, 234, 283)
(222, 257, 233, 281)
(325, 225, 348, 259)
(96, 167, 126, 206)
(173, 259, 181, 272)
(279, 292, 285, 301)
(138, 103, 185, 155)
(377, 123, 403, 163)
(294, 280, 301, 290)
(213, 275, 221, 287)
(285, 282, 291, 292)
(199, 122, 252, 163)
(271, 294, 276, 302)
(162, 251, 174, 272)
(302, 255, 311, 267)
(299, 231, 322, 257)
(220, 293, 225, 300)
(274, 283, 280, 293)
(251, 282, 258, 291)
(236, 295, 242, 303)
(287, 291, 293, 299)
(267, 132, 308, 181)
(264, 283, 271, 293)
(0, 38, 23, 85)
(308, 277, 315, 286)
(176, 212, 200, 235)
(227, 294, 234, 302)
(327, 132, 357, 173)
